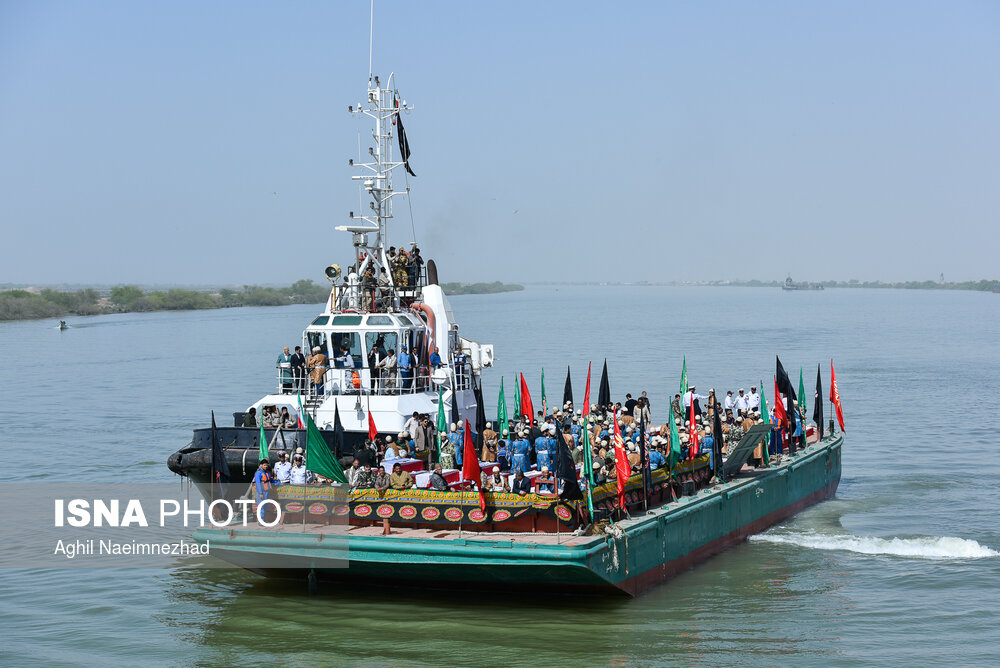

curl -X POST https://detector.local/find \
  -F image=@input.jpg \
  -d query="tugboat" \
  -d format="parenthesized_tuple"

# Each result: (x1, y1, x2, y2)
(167, 71, 492, 486)
(179, 54, 845, 597)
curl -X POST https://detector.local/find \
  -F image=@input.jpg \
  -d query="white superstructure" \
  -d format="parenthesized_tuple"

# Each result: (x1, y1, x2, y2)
(248, 71, 492, 439)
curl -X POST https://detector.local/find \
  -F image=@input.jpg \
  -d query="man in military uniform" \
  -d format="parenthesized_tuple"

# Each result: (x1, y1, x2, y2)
(727, 419, 745, 455)
(272, 451, 292, 484)
(353, 464, 377, 490)
(288, 454, 313, 485)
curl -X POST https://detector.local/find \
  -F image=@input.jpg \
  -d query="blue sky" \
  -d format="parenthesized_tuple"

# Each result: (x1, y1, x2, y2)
(1, 1, 998, 285)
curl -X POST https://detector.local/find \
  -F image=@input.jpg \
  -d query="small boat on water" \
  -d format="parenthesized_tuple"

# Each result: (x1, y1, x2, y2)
(782, 276, 824, 291)
(58, 320, 68, 330)
(170, 53, 845, 597)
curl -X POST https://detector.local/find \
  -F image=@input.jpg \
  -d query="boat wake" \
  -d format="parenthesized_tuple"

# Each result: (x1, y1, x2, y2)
(750, 530, 999, 560)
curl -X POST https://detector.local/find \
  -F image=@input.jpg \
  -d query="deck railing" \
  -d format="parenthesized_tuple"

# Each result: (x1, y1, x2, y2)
(276, 362, 473, 397)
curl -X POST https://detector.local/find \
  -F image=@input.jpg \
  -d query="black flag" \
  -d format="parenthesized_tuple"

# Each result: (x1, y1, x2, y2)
(563, 365, 573, 406)
(450, 380, 461, 432)
(712, 409, 725, 480)
(333, 400, 346, 460)
(775, 356, 797, 420)
(396, 111, 416, 177)
(597, 359, 611, 408)
(473, 375, 487, 450)
(210, 410, 230, 492)
(555, 434, 583, 501)
(638, 413, 651, 501)
(813, 363, 824, 441)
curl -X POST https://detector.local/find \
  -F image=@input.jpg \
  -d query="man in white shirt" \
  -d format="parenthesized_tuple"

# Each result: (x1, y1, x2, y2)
(272, 451, 292, 483)
(724, 391, 736, 415)
(377, 348, 397, 391)
(683, 386, 708, 417)
(747, 386, 761, 412)
(403, 411, 420, 439)
(735, 388, 749, 417)
(288, 454, 313, 485)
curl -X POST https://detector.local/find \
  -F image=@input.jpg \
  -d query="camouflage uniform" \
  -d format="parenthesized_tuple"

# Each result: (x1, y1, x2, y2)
(726, 423, 745, 454)
(439, 441, 457, 469)
(353, 468, 377, 490)
(392, 253, 409, 288)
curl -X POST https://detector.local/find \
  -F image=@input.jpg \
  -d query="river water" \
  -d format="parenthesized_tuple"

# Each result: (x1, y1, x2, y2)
(1, 285, 998, 666)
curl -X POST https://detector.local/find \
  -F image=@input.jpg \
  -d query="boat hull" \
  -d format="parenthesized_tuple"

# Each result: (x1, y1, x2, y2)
(195, 436, 842, 596)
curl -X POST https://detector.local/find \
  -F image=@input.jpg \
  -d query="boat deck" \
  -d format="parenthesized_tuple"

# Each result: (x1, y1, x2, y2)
(248, 519, 597, 547)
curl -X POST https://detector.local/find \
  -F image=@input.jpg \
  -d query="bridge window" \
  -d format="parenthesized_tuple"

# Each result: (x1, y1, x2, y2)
(365, 331, 398, 362)
(330, 332, 363, 368)
(306, 331, 327, 356)
(332, 315, 363, 326)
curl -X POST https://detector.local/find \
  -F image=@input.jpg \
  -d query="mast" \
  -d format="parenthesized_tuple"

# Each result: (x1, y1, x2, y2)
(337, 73, 414, 310)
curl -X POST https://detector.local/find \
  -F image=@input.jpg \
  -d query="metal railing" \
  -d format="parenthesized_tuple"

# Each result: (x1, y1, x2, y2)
(276, 362, 472, 397)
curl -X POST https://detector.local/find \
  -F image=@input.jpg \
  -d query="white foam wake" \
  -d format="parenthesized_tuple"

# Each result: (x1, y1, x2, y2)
(750, 531, 999, 560)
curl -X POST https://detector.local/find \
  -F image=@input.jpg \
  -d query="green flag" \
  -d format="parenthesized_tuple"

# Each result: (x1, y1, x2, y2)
(297, 394, 347, 483)
(258, 418, 268, 462)
(540, 368, 546, 410)
(581, 416, 595, 519)
(497, 377, 508, 438)
(436, 384, 447, 461)
(679, 356, 688, 396)
(759, 381, 770, 467)
(759, 380, 771, 425)
(798, 366, 807, 413)
(513, 373, 521, 421)
(668, 401, 682, 469)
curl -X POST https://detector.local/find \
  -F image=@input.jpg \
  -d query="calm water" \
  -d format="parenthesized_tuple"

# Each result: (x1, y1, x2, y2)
(1, 285, 998, 666)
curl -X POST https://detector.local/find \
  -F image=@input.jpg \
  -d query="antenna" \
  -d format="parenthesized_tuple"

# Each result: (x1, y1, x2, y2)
(368, 0, 374, 82)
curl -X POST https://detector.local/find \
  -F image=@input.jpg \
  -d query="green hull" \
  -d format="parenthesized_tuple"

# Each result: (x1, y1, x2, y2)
(195, 436, 842, 596)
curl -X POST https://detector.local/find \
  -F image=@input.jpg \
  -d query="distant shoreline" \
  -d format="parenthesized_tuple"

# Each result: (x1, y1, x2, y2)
(0, 280, 525, 322)
(529, 279, 1000, 292)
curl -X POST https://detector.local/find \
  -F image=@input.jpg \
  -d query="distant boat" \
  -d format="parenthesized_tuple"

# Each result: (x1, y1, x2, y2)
(782, 276, 824, 291)
(57, 320, 68, 330)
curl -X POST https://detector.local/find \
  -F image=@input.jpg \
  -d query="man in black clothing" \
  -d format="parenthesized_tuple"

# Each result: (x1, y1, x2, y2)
(511, 470, 532, 496)
(429, 463, 449, 491)
(290, 346, 307, 391)
(624, 394, 637, 417)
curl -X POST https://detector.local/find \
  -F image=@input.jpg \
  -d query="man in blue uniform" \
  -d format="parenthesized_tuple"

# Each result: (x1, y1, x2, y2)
(511, 431, 531, 475)
(253, 459, 275, 523)
(448, 424, 464, 467)
(397, 345, 413, 390)
(536, 427, 555, 471)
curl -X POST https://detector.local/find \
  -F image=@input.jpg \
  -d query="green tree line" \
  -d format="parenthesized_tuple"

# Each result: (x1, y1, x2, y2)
(0, 280, 332, 321)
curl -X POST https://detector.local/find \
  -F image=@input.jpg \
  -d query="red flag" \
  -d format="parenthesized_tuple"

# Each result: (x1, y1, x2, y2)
(612, 411, 630, 509)
(367, 411, 378, 441)
(773, 375, 788, 425)
(830, 360, 846, 432)
(582, 362, 592, 419)
(519, 373, 534, 424)
(688, 399, 699, 460)
(462, 419, 486, 512)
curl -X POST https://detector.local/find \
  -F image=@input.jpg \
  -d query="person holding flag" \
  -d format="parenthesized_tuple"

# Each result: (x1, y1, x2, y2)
(612, 410, 630, 511)
(462, 419, 486, 512)
(830, 360, 846, 432)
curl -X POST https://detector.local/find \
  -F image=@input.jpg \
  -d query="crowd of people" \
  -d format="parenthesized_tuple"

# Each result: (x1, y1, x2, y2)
(251, 380, 816, 504)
